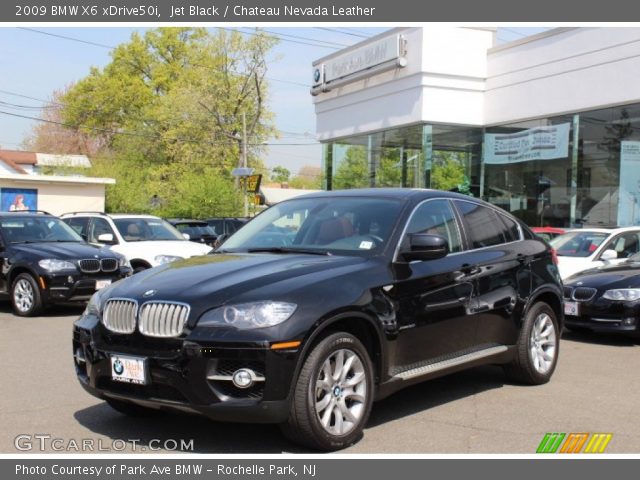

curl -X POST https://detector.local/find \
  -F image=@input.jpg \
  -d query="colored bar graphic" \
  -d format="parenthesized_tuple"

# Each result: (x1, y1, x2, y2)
(537, 433, 565, 453)
(537, 433, 613, 453)
(584, 434, 613, 453)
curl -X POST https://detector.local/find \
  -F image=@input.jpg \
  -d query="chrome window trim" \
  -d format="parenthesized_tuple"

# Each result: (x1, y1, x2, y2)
(393, 197, 464, 263)
(453, 198, 524, 243)
(393, 197, 525, 263)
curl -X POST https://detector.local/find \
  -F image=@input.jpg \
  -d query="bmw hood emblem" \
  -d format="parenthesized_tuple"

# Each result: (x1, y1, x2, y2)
(143, 289, 157, 298)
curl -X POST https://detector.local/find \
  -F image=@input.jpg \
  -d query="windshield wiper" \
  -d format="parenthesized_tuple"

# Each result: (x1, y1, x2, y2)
(247, 247, 332, 256)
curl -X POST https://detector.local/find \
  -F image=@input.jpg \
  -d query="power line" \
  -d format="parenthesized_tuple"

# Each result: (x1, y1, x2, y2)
(0, 109, 320, 147)
(314, 27, 371, 39)
(244, 28, 350, 48)
(17, 27, 312, 88)
(500, 28, 529, 38)
(0, 89, 65, 107)
(217, 27, 341, 50)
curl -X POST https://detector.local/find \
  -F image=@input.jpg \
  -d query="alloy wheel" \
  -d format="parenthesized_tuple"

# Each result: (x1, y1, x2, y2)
(14, 279, 34, 313)
(314, 348, 368, 436)
(529, 313, 557, 374)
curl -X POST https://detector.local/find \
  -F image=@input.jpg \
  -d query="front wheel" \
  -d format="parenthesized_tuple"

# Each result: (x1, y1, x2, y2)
(11, 273, 44, 317)
(504, 301, 559, 385)
(280, 332, 374, 451)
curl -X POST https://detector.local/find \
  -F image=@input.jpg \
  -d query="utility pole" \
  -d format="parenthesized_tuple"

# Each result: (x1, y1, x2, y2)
(242, 112, 249, 217)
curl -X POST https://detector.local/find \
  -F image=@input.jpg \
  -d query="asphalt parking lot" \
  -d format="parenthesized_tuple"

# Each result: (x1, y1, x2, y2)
(1, 302, 640, 454)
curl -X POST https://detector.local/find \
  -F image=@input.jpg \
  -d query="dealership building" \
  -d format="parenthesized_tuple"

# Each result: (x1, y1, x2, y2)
(312, 27, 640, 227)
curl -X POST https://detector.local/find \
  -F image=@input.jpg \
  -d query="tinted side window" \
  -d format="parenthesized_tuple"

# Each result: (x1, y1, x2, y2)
(499, 214, 521, 242)
(454, 201, 511, 249)
(406, 199, 462, 253)
(64, 217, 89, 239)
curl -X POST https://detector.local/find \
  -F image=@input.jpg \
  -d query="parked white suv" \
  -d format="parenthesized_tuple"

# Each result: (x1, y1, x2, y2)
(61, 212, 212, 272)
(550, 227, 640, 279)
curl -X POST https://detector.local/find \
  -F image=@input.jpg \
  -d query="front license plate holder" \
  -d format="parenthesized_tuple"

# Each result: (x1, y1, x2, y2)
(564, 301, 579, 317)
(110, 354, 147, 385)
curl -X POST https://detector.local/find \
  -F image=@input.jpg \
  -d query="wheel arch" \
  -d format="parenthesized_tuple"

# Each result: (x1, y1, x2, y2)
(292, 312, 386, 395)
(526, 286, 564, 330)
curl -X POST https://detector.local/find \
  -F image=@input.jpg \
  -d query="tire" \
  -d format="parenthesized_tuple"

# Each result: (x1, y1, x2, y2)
(11, 273, 44, 317)
(280, 332, 374, 451)
(106, 398, 160, 417)
(504, 301, 559, 385)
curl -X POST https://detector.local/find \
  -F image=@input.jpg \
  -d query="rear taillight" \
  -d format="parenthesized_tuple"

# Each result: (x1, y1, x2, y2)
(551, 248, 559, 265)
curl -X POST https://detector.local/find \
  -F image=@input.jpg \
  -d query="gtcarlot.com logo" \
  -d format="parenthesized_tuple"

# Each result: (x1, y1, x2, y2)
(536, 433, 613, 454)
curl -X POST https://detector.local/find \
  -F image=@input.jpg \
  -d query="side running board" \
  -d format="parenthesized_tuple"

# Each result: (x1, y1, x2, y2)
(393, 345, 508, 381)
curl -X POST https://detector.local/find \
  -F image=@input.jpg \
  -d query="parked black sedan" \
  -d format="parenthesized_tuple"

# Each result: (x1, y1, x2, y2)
(0, 212, 131, 316)
(166, 219, 218, 247)
(564, 257, 640, 336)
(73, 189, 562, 450)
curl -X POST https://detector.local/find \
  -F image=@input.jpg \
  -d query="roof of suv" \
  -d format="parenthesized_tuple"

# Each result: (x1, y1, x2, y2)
(61, 212, 163, 220)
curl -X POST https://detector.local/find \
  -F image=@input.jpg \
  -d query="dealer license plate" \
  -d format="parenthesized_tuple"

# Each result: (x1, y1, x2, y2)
(564, 301, 579, 317)
(95, 279, 112, 290)
(110, 354, 147, 385)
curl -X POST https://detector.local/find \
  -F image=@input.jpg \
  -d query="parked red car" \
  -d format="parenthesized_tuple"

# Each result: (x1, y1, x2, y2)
(532, 227, 567, 242)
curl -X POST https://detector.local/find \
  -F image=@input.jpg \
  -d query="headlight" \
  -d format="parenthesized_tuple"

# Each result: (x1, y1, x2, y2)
(118, 256, 130, 268)
(38, 259, 77, 272)
(602, 288, 640, 301)
(198, 301, 297, 329)
(154, 255, 183, 265)
(83, 290, 104, 316)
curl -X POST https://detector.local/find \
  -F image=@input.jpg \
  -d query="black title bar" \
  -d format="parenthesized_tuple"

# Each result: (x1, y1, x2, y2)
(3, 0, 640, 22)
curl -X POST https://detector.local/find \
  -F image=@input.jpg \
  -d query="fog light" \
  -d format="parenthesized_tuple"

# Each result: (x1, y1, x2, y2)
(67, 276, 74, 283)
(232, 369, 254, 389)
(622, 317, 637, 326)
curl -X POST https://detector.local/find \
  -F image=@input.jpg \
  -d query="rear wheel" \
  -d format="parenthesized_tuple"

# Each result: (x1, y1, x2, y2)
(280, 332, 374, 451)
(11, 273, 43, 317)
(504, 301, 559, 385)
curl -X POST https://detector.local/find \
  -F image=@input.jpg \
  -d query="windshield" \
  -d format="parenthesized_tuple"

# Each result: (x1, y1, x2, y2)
(0, 216, 83, 243)
(221, 196, 403, 256)
(175, 223, 216, 237)
(113, 218, 185, 242)
(550, 231, 608, 257)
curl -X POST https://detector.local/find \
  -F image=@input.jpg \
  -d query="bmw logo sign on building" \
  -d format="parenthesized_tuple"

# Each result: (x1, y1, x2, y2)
(312, 65, 323, 86)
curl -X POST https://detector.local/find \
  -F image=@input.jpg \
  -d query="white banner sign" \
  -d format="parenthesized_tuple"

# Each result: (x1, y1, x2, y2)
(617, 141, 640, 227)
(484, 123, 570, 164)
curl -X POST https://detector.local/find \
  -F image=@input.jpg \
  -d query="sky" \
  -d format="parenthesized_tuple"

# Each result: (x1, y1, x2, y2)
(0, 26, 549, 175)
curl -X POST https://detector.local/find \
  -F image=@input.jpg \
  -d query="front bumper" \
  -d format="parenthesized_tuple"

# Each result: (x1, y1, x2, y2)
(564, 296, 640, 335)
(72, 316, 299, 423)
(44, 268, 131, 302)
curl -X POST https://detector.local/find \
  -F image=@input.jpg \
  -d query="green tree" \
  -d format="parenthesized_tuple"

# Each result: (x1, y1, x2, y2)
(52, 27, 277, 215)
(289, 165, 322, 189)
(431, 152, 467, 191)
(270, 165, 290, 183)
(333, 146, 369, 190)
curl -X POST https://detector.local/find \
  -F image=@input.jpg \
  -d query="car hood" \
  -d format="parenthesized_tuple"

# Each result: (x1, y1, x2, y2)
(565, 261, 640, 289)
(104, 253, 367, 308)
(11, 241, 114, 260)
(556, 256, 595, 279)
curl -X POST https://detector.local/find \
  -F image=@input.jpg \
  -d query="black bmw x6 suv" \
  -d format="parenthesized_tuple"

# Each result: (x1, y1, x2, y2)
(0, 212, 131, 316)
(73, 189, 563, 450)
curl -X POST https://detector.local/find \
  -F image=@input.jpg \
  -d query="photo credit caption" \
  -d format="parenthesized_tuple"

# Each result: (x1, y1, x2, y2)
(15, 463, 318, 478)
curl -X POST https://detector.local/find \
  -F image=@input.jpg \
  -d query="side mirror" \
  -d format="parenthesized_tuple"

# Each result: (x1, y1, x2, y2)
(214, 233, 230, 249)
(400, 234, 449, 262)
(601, 249, 618, 261)
(97, 233, 116, 245)
(182, 233, 191, 240)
